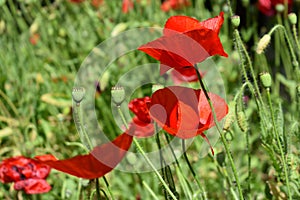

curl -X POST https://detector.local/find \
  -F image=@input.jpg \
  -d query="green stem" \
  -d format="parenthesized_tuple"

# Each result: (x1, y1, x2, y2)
(182, 140, 206, 199)
(194, 66, 244, 199)
(95, 179, 101, 200)
(266, 89, 292, 199)
(292, 25, 300, 52)
(103, 176, 115, 200)
(116, 106, 178, 200)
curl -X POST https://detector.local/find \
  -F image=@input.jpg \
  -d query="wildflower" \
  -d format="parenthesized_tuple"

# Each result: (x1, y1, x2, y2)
(258, 0, 293, 16)
(161, 0, 191, 12)
(0, 155, 55, 194)
(36, 131, 133, 179)
(138, 12, 228, 75)
(128, 97, 154, 138)
(170, 66, 204, 84)
(149, 86, 228, 153)
(122, 0, 134, 14)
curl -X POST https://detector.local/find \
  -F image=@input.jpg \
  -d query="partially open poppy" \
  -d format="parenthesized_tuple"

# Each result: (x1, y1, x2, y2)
(36, 131, 133, 179)
(138, 12, 227, 75)
(0, 155, 55, 194)
(149, 86, 228, 140)
(128, 97, 155, 138)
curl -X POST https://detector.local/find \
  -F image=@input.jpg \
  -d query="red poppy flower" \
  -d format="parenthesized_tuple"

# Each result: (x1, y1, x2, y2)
(0, 155, 55, 194)
(149, 86, 228, 153)
(128, 97, 155, 138)
(36, 131, 133, 179)
(161, 0, 191, 12)
(122, 0, 134, 14)
(170, 66, 205, 84)
(258, 0, 293, 16)
(138, 12, 227, 75)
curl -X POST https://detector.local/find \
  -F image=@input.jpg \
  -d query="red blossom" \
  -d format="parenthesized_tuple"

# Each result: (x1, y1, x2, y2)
(258, 0, 293, 16)
(0, 155, 55, 194)
(149, 86, 228, 153)
(36, 131, 133, 179)
(138, 12, 227, 75)
(128, 97, 154, 138)
(170, 66, 205, 84)
(161, 0, 191, 12)
(122, 0, 134, 14)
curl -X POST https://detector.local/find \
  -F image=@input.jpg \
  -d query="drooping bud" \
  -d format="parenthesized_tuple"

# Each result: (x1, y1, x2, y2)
(288, 13, 297, 25)
(111, 86, 125, 106)
(260, 72, 272, 89)
(256, 34, 271, 54)
(231, 15, 240, 28)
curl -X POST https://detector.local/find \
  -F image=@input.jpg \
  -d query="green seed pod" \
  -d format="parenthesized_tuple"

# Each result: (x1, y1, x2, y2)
(111, 86, 125, 106)
(231, 15, 240, 28)
(72, 87, 86, 105)
(256, 34, 271, 54)
(288, 13, 297, 25)
(275, 4, 285, 13)
(237, 111, 248, 132)
(152, 84, 163, 94)
(260, 72, 272, 88)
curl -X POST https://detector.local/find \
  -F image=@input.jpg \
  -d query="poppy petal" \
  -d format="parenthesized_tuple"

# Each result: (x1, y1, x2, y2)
(14, 179, 51, 194)
(164, 16, 202, 36)
(164, 12, 224, 36)
(139, 28, 226, 74)
(36, 132, 133, 179)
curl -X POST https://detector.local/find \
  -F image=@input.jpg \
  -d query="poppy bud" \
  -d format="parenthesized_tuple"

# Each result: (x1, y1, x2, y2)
(256, 34, 271, 54)
(72, 87, 86, 105)
(288, 13, 297, 25)
(111, 86, 125, 106)
(223, 101, 235, 131)
(231, 15, 240, 28)
(259, 72, 272, 88)
(152, 84, 163, 93)
(275, 4, 284, 13)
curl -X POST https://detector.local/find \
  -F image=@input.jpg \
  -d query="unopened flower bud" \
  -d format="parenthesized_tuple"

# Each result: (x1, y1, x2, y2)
(152, 84, 163, 93)
(275, 4, 285, 13)
(231, 15, 240, 28)
(260, 72, 272, 88)
(288, 13, 297, 25)
(111, 86, 125, 106)
(72, 87, 86, 105)
(256, 34, 271, 54)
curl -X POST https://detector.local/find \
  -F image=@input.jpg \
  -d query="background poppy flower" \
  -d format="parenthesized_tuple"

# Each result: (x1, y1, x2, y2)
(149, 86, 228, 139)
(122, 0, 134, 14)
(128, 97, 155, 138)
(161, 0, 191, 12)
(36, 131, 133, 179)
(258, 0, 293, 16)
(138, 12, 228, 75)
(0, 155, 55, 194)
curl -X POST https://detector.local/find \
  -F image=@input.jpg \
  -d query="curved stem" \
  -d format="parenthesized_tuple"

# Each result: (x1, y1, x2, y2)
(194, 66, 244, 199)
(116, 106, 178, 200)
(266, 89, 292, 199)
